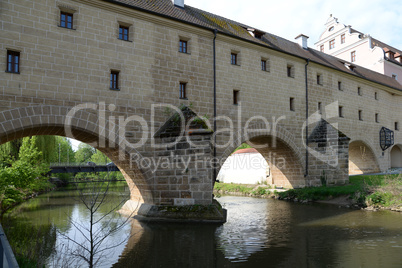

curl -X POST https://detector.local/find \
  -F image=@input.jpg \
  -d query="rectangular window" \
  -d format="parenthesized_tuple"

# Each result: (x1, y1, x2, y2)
(179, 82, 187, 99)
(6, 50, 20, 73)
(320, 45, 324, 52)
(287, 65, 294, 78)
(261, 59, 267, 71)
(338, 81, 342, 91)
(110, 71, 119, 90)
(179, 40, 187, 53)
(329, 39, 335, 49)
(60, 11, 73, 29)
(339, 106, 343, 118)
(317, 74, 322, 85)
(233, 90, 239, 105)
(392, 74, 398, 80)
(375, 113, 379, 123)
(318, 102, 322, 114)
(358, 87, 362, 96)
(375, 92, 378, 100)
(341, 34, 345, 44)
(290, 97, 295, 111)
(358, 110, 363, 121)
(396, 122, 399, 131)
(351, 51, 356, 62)
(231, 53, 237, 65)
(119, 25, 129, 41)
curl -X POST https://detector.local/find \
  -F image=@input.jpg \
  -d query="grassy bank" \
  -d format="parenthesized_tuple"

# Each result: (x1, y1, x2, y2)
(214, 182, 275, 197)
(214, 174, 402, 211)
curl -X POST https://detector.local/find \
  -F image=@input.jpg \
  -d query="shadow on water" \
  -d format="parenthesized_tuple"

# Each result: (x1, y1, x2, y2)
(112, 196, 402, 268)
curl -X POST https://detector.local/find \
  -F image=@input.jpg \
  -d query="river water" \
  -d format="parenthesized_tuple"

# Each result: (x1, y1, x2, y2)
(2, 185, 402, 267)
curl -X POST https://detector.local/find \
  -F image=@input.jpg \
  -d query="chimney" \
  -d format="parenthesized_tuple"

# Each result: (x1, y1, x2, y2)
(295, 34, 309, 49)
(173, 0, 184, 8)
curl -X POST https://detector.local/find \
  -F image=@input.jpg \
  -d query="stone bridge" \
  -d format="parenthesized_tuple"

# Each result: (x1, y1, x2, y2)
(1, 0, 401, 221)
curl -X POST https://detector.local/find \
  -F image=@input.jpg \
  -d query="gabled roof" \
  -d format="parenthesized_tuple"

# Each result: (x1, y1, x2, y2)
(105, 0, 402, 92)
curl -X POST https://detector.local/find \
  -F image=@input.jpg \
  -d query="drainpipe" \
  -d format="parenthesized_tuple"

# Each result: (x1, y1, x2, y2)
(213, 29, 218, 182)
(304, 58, 310, 178)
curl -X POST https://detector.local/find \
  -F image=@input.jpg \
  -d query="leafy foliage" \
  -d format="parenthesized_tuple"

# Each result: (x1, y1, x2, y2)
(74, 143, 96, 163)
(0, 137, 52, 212)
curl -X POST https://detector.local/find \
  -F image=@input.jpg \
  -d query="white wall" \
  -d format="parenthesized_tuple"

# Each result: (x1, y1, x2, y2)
(217, 153, 268, 184)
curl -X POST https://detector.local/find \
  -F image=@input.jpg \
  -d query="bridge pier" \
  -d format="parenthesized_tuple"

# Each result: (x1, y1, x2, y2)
(132, 130, 226, 223)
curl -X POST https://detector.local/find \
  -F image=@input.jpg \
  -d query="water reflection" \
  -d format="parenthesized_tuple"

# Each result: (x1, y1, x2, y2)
(3, 191, 402, 267)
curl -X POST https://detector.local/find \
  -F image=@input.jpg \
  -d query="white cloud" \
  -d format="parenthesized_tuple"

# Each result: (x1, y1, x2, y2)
(185, 0, 402, 49)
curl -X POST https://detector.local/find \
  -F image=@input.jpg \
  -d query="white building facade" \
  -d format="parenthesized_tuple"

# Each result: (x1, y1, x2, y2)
(315, 15, 402, 84)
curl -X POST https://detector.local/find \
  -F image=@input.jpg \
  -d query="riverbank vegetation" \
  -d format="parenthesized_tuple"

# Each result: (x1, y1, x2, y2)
(0, 136, 124, 214)
(214, 174, 402, 211)
(0, 137, 54, 213)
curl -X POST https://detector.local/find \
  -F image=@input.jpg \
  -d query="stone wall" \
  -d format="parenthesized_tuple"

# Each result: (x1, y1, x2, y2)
(0, 0, 401, 210)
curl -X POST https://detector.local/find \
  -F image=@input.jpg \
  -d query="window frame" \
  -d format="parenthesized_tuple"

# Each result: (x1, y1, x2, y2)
(329, 39, 335, 49)
(179, 40, 188, 53)
(110, 70, 119, 90)
(320, 45, 324, 52)
(231, 53, 238, 65)
(118, 25, 129, 41)
(287, 65, 294, 78)
(60, 11, 74, 29)
(317, 74, 322, 85)
(290, 97, 295, 111)
(351, 51, 356, 62)
(233, 90, 239, 105)
(338, 81, 342, 91)
(179, 82, 187, 99)
(341, 34, 345, 44)
(6, 50, 20, 74)
(339, 106, 344, 118)
(261, 59, 267, 71)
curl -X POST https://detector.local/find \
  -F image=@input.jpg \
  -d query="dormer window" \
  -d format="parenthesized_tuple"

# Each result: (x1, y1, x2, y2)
(254, 32, 263, 39)
(386, 51, 395, 60)
(247, 28, 264, 39)
(395, 54, 402, 63)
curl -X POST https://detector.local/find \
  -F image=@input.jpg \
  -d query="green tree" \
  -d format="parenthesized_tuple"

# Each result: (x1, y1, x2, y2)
(75, 143, 96, 164)
(90, 150, 110, 164)
(0, 137, 51, 211)
(0, 139, 22, 165)
(34, 136, 75, 164)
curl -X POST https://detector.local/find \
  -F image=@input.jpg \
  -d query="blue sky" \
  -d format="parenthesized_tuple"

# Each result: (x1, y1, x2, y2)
(185, 0, 402, 50)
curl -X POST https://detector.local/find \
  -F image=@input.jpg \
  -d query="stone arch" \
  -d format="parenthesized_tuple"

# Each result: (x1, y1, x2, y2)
(349, 140, 380, 175)
(217, 125, 305, 188)
(0, 105, 154, 205)
(390, 144, 402, 168)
